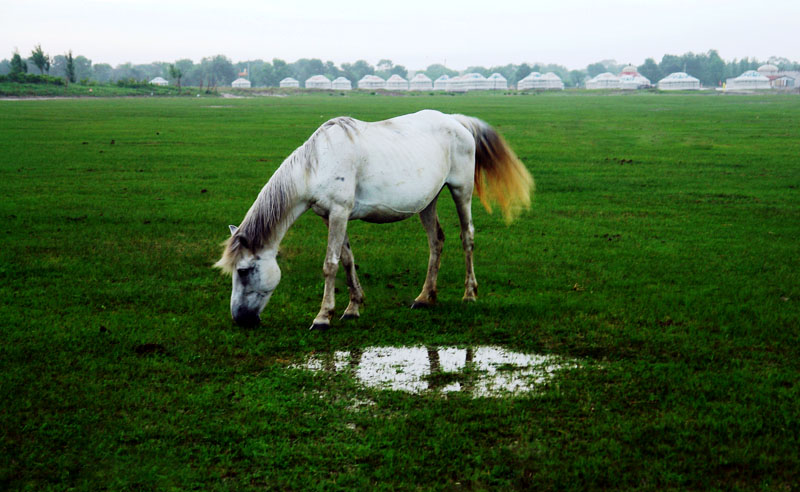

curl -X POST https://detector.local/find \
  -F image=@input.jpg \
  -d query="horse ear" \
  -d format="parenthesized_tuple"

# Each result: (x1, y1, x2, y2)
(228, 225, 238, 236)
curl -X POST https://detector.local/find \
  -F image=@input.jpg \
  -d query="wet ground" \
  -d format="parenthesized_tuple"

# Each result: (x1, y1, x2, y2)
(295, 346, 578, 398)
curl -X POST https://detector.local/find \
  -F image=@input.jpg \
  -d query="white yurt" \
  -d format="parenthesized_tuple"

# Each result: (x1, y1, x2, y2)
(620, 73, 651, 90)
(409, 73, 433, 91)
(358, 74, 386, 90)
(331, 77, 352, 90)
(305, 75, 332, 89)
(517, 72, 542, 90)
(231, 78, 251, 88)
(448, 73, 491, 92)
(487, 73, 508, 90)
(541, 72, 565, 90)
(586, 72, 621, 89)
(657, 72, 700, 90)
(433, 75, 450, 91)
(149, 77, 168, 86)
(279, 77, 299, 88)
(726, 70, 771, 90)
(757, 64, 779, 76)
(620, 65, 638, 76)
(385, 74, 409, 91)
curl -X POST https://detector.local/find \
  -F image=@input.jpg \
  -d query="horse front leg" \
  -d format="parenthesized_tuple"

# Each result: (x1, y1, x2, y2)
(340, 232, 365, 320)
(412, 197, 444, 309)
(311, 208, 349, 330)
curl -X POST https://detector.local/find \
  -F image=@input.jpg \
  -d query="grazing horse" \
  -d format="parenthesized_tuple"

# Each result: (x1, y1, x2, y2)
(215, 109, 533, 330)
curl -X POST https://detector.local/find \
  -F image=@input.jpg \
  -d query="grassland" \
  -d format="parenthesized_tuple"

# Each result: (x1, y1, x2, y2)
(1, 92, 798, 490)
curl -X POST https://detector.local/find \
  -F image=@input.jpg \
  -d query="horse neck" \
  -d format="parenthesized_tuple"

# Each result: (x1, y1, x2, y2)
(248, 162, 310, 255)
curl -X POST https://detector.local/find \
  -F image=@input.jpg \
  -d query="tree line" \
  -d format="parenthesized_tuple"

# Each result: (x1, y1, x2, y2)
(2, 46, 799, 89)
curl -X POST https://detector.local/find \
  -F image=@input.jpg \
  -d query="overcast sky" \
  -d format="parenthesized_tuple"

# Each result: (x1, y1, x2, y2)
(2, 0, 798, 70)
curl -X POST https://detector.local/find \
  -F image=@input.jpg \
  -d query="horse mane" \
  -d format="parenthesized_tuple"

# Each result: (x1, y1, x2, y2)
(214, 117, 359, 274)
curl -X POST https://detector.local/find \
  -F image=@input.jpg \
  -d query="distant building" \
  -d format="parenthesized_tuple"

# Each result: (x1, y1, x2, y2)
(331, 77, 352, 90)
(149, 77, 168, 86)
(433, 75, 450, 91)
(726, 70, 771, 90)
(657, 72, 700, 90)
(487, 73, 508, 90)
(758, 65, 796, 88)
(279, 77, 299, 88)
(447, 73, 491, 92)
(586, 72, 621, 89)
(305, 75, 332, 89)
(385, 74, 409, 91)
(231, 78, 251, 88)
(618, 65, 651, 89)
(409, 73, 433, 91)
(358, 75, 386, 90)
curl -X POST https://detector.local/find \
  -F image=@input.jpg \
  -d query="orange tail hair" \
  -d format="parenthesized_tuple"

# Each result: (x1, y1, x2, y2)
(454, 115, 534, 223)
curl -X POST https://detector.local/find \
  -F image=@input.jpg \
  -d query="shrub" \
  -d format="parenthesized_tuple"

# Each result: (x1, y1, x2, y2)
(0, 72, 65, 85)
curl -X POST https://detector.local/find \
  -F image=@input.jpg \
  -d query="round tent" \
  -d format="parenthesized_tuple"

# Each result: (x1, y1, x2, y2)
(409, 73, 433, 91)
(332, 77, 352, 90)
(620, 65, 638, 76)
(448, 73, 491, 92)
(657, 72, 700, 90)
(358, 75, 386, 90)
(517, 72, 542, 90)
(279, 77, 299, 88)
(620, 73, 651, 90)
(726, 70, 771, 90)
(231, 78, 251, 88)
(149, 77, 168, 86)
(541, 72, 565, 90)
(385, 74, 409, 91)
(487, 73, 508, 90)
(586, 72, 621, 89)
(757, 64, 779, 76)
(305, 75, 332, 89)
(433, 75, 450, 91)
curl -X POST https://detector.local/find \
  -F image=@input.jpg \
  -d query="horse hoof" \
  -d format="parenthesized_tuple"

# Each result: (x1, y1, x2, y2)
(309, 323, 331, 331)
(411, 301, 433, 309)
(462, 297, 477, 303)
(340, 313, 359, 321)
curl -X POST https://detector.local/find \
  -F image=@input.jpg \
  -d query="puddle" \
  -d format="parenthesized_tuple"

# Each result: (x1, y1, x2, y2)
(295, 346, 577, 398)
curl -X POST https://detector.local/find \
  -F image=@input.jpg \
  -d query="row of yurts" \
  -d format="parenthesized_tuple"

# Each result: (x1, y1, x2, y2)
(224, 64, 796, 91)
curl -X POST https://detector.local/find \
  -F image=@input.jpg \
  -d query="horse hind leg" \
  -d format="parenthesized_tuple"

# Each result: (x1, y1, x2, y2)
(412, 197, 444, 309)
(449, 184, 478, 302)
(340, 232, 365, 320)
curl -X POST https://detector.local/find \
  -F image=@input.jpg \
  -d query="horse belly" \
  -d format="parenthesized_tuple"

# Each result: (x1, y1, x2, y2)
(350, 163, 447, 223)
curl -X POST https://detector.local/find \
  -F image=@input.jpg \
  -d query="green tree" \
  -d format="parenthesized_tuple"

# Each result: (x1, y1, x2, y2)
(638, 58, 662, 84)
(569, 69, 587, 88)
(424, 64, 457, 81)
(341, 60, 374, 83)
(11, 51, 28, 74)
(92, 63, 112, 83)
(30, 44, 50, 74)
(659, 54, 683, 76)
(586, 62, 606, 77)
(65, 50, 75, 84)
(169, 63, 183, 90)
(200, 55, 236, 88)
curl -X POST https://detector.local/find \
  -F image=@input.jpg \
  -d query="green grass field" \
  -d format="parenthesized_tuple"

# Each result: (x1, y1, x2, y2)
(1, 92, 799, 490)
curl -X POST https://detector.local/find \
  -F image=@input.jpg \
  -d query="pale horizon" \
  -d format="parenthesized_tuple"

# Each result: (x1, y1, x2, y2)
(2, 0, 798, 71)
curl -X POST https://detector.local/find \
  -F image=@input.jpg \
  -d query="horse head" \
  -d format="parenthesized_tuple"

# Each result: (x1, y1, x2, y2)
(221, 225, 281, 327)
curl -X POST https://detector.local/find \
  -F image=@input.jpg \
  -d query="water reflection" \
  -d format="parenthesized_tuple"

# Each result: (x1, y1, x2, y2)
(296, 346, 576, 398)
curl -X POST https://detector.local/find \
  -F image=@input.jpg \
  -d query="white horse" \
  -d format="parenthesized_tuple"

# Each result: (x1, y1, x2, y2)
(215, 109, 533, 329)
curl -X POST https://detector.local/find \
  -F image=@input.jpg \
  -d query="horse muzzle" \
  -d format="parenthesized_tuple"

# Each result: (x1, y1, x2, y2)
(233, 308, 261, 327)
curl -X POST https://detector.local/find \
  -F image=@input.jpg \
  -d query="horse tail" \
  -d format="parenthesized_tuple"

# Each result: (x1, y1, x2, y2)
(453, 115, 534, 223)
